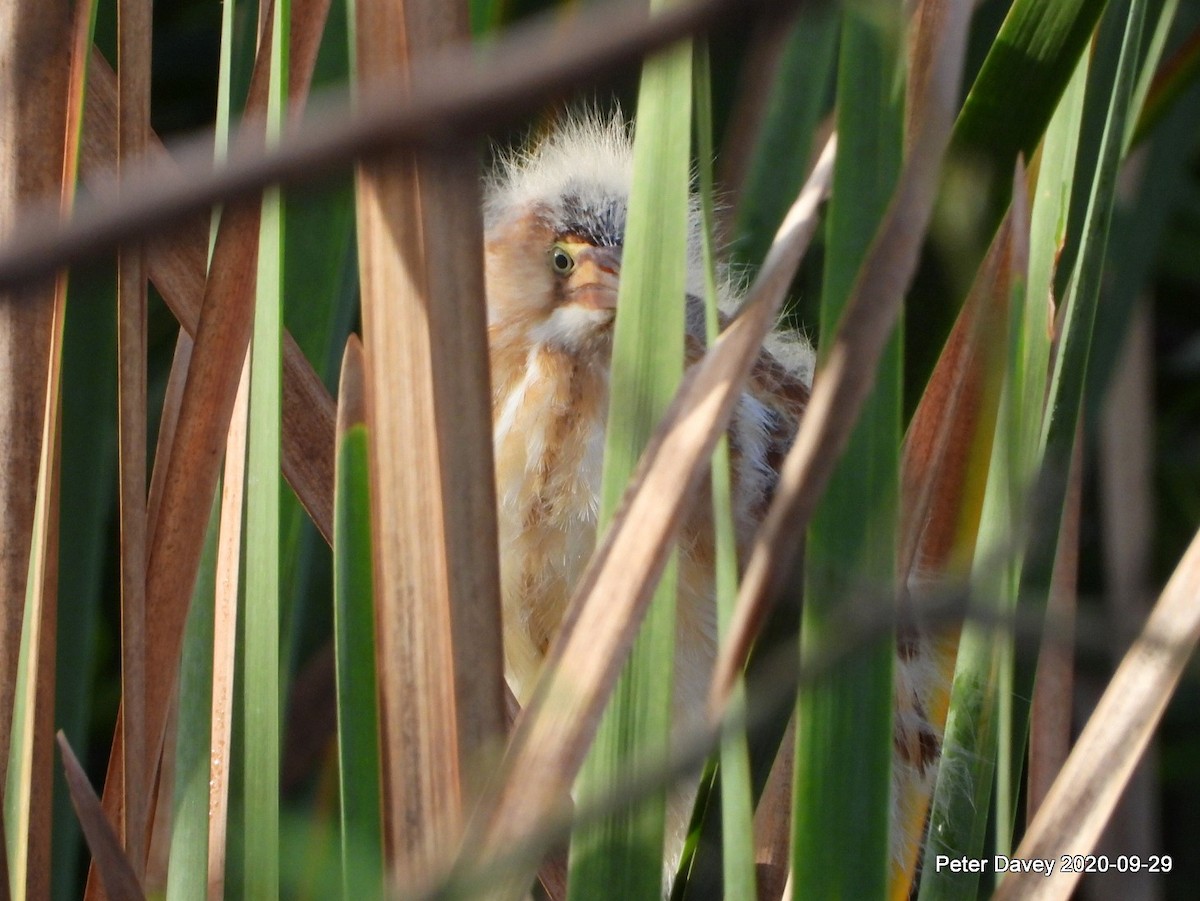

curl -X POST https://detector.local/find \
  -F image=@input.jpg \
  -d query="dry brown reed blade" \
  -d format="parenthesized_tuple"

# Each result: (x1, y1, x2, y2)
(0, 5, 71, 852)
(57, 731, 146, 901)
(352, 0, 504, 882)
(5, 1, 98, 895)
(207, 352, 251, 901)
(994, 524, 1200, 901)
(1027, 424, 1082, 819)
(752, 718, 794, 901)
(115, 0, 152, 874)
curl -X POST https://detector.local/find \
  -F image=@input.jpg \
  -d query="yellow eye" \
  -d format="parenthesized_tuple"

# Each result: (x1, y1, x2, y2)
(550, 244, 575, 275)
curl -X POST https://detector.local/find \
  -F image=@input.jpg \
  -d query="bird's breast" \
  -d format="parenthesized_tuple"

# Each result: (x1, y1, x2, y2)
(491, 344, 610, 702)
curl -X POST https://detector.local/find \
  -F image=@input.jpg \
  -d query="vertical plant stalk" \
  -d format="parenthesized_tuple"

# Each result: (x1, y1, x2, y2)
(116, 0, 151, 874)
(916, 163, 1032, 901)
(1000, 0, 1149, 849)
(694, 39, 755, 901)
(793, 3, 903, 896)
(5, 2, 90, 897)
(164, 492, 219, 901)
(333, 336, 384, 901)
(351, 0, 503, 883)
(568, 8, 691, 896)
(243, 0, 288, 893)
(208, 355, 251, 901)
(0, 0, 70, 839)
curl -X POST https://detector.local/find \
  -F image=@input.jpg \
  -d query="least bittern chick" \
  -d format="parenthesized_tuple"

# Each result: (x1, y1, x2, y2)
(483, 112, 941, 876)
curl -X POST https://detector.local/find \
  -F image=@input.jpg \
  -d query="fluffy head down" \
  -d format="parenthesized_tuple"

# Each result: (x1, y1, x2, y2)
(484, 111, 713, 310)
(485, 111, 634, 246)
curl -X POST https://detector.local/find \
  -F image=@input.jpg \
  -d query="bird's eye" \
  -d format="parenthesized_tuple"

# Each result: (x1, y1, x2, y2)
(550, 244, 575, 275)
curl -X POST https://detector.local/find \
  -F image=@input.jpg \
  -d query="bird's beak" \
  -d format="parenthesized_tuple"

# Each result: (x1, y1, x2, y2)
(567, 245, 621, 312)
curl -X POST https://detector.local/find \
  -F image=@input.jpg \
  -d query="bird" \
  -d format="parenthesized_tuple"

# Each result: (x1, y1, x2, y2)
(481, 110, 942, 881)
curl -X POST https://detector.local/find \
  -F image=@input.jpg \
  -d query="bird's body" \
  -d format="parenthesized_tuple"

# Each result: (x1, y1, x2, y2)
(482, 112, 939, 873)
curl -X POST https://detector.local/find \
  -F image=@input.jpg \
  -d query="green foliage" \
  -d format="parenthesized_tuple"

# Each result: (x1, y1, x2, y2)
(18, 0, 1200, 898)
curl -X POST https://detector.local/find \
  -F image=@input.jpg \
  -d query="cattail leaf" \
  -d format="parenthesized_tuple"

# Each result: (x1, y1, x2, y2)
(351, 0, 502, 883)
(57, 733, 144, 901)
(164, 493, 219, 901)
(242, 0, 289, 893)
(333, 336, 384, 901)
(916, 160, 1033, 901)
(115, 0, 152, 868)
(569, 14, 692, 896)
(952, 0, 1108, 166)
(917, 32, 1084, 896)
(6, 1, 95, 896)
(687, 39, 756, 901)
(793, 4, 904, 897)
(893, 168, 1031, 898)
(730, 0, 838, 272)
(207, 357, 252, 900)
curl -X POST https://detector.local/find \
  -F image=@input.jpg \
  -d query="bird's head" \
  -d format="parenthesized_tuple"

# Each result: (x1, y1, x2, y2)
(483, 113, 634, 357)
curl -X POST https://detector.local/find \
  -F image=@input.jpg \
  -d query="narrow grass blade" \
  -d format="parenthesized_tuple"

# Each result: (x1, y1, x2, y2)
(568, 12, 692, 899)
(332, 336, 383, 901)
(56, 733, 144, 901)
(208, 354, 252, 901)
(53, 267, 118, 901)
(243, 0, 289, 893)
(278, 0, 352, 712)
(993, 524, 1200, 901)
(692, 40, 755, 901)
(793, 3, 903, 896)
(351, 0, 503, 882)
(160, 4, 237, 893)
(952, 0, 1108, 166)
(1128, 4, 1198, 145)
(1124, 0, 1180, 152)
(164, 494, 219, 901)
(1001, 0, 1150, 847)
(115, 0, 153, 871)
